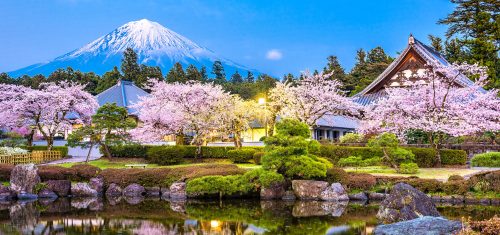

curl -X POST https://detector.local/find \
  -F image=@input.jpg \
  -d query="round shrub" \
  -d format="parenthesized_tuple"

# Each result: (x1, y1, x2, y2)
(448, 174, 465, 181)
(339, 133, 365, 143)
(325, 167, 349, 184)
(147, 146, 185, 165)
(443, 180, 471, 195)
(345, 173, 376, 191)
(227, 149, 257, 163)
(70, 164, 101, 181)
(471, 152, 500, 167)
(38, 165, 75, 181)
(406, 178, 442, 193)
(399, 162, 419, 174)
(253, 152, 264, 165)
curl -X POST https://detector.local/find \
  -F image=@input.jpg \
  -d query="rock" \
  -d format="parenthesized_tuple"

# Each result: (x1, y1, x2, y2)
(169, 182, 186, 200)
(349, 192, 368, 201)
(292, 180, 329, 200)
(123, 184, 146, 197)
(71, 183, 98, 197)
(88, 198, 104, 211)
(46, 180, 71, 197)
(9, 202, 39, 231)
(89, 177, 104, 195)
(145, 187, 160, 197)
(369, 192, 387, 201)
(260, 183, 285, 200)
(170, 200, 186, 213)
(107, 196, 122, 205)
(17, 193, 37, 201)
(71, 197, 99, 209)
(282, 190, 296, 201)
(160, 187, 170, 199)
(292, 200, 347, 217)
(10, 164, 40, 194)
(320, 183, 349, 201)
(373, 216, 462, 235)
(0, 186, 16, 201)
(105, 183, 123, 197)
(377, 183, 440, 224)
(430, 195, 441, 203)
(124, 196, 144, 205)
(37, 188, 57, 199)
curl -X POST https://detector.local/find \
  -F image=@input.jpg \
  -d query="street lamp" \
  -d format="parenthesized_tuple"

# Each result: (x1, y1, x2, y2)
(258, 98, 267, 137)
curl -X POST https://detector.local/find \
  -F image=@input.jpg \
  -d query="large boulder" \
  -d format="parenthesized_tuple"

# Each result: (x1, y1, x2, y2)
(292, 180, 329, 200)
(373, 216, 462, 235)
(292, 200, 347, 217)
(10, 164, 40, 194)
(377, 183, 440, 224)
(46, 180, 71, 197)
(349, 192, 368, 201)
(169, 182, 186, 200)
(89, 177, 104, 196)
(37, 188, 58, 199)
(260, 183, 285, 200)
(160, 187, 170, 199)
(123, 184, 145, 197)
(0, 186, 16, 201)
(320, 183, 349, 201)
(105, 183, 123, 197)
(71, 183, 98, 197)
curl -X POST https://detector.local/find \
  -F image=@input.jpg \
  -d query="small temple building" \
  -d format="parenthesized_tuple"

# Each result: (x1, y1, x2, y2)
(95, 80, 149, 117)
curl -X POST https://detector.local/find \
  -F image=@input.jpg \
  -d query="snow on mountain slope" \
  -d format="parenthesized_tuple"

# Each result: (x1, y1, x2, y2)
(8, 19, 256, 77)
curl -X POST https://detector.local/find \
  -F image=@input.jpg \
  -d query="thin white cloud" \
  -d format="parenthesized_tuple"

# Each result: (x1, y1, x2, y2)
(266, 49, 282, 60)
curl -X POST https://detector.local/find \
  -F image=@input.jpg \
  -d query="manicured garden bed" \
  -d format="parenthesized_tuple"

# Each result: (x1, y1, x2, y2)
(343, 166, 482, 181)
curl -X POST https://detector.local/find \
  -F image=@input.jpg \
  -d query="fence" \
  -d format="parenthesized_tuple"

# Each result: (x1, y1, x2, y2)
(0, 151, 62, 165)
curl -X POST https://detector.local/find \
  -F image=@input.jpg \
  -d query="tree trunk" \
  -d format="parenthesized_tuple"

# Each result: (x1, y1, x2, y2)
(176, 133, 185, 145)
(103, 144, 112, 159)
(26, 129, 35, 147)
(434, 143, 442, 167)
(233, 132, 242, 149)
(46, 137, 54, 151)
(196, 144, 202, 159)
(86, 142, 94, 163)
(382, 148, 398, 169)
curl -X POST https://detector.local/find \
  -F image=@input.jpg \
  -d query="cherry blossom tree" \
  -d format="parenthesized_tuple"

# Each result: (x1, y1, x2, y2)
(360, 63, 500, 166)
(222, 98, 263, 148)
(0, 82, 98, 150)
(132, 80, 234, 155)
(269, 71, 360, 134)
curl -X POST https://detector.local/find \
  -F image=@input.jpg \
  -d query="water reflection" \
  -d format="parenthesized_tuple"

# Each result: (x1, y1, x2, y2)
(0, 198, 497, 235)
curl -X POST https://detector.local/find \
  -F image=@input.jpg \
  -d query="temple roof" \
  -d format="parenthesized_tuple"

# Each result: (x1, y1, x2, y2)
(353, 35, 478, 106)
(95, 80, 149, 114)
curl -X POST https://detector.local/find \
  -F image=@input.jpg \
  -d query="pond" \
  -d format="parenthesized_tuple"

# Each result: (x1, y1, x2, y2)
(0, 198, 497, 235)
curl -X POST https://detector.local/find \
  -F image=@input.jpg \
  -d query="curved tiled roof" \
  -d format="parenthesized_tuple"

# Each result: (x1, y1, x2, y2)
(95, 80, 149, 114)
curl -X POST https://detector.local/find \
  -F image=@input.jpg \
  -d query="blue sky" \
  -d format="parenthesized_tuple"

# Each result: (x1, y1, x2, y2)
(0, 0, 454, 77)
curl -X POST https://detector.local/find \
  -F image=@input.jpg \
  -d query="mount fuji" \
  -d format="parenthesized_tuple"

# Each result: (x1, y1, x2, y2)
(8, 19, 257, 78)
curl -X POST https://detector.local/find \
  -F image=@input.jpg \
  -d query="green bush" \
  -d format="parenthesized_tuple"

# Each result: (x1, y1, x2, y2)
(227, 149, 257, 163)
(345, 173, 377, 191)
(147, 146, 185, 165)
(325, 167, 349, 184)
(24, 146, 69, 157)
(339, 133, 365, 143)
(448, 175, 465, 181)
(471, 152, 500, 167)
(399, 162, 419, 174)
(105, 144, 150, 158)
(405, 147, 436, 167)
(253, 152, 265, 165)
(405, 178, 442, 193)
(440, 149, 467, 165)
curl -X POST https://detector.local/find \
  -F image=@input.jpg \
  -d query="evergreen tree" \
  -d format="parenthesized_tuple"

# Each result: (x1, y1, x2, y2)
(322, 55, 354, 93)
(0, 73, 14, 84)
(120, 48, 141, 82)
(438, 0, 499, 89)
(186, 64, 202, 81)
(230, 71, 244, 83)
(138, 65, 163, 85)
(211, 60, 226, 84)
(166, 62, 186, 83)
(200, 66, 209, 82)
(428, 34, 444, 53)
(96, 66, 122, 94)
(246, 71, 255, 83)
(282, 73, 295, 84)
(350, 47, 393, 95)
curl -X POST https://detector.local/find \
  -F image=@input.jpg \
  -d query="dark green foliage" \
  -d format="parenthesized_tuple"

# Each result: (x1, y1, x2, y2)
(367, 133, 415, 169)
(105, 144, 150, 158)
(166, 62, 186, 83)
(253, 151, 265, 165)
(262, 119, 332, 179)
(230, 71, 244, 83)
(95, 66, 121, 94)
(471, 152, 500, 167)
(350, 47, 393, 95)
(405, 147, 436, 167)
(24, 146, 69, 157)
(147, 146, 185, 165)
(121, 48, 141, 84)
(185, 64, 203, 81)
(211, 60, 226, 84)
(440, 149, 467, 165)
(338, 156, 381, 167)
(227, 149, 257, 163)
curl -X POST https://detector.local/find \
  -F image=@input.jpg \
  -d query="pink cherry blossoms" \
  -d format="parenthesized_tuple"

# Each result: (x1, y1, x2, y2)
(0, 82, 98, 149)
(270, 71, 361, 129)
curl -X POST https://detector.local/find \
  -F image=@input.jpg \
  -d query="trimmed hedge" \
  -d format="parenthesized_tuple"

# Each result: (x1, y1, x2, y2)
(319, 145, 466, 167)
(471, 152, 500, 167)
(147, 146, 185, 165)
(23, 146, 69, 158)
(228, 149, 258, 163)
(104, 144, 150, 158)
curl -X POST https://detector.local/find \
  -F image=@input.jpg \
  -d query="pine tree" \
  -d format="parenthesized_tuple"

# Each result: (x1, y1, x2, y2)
(350, 47, 393, 95)
(230, 71, 244, 83)
(428, 34, 444, 53)
(96, 66, 122, 94)
(438, 0, 499, 89)
(121, 48, 140, 82)
(186, 64, 202, 81)
(282, 73, 295, 84)
(322, 55, 354, 93)
(212, 60, 226, 84)
(166, 62, 186, 83)
(138, 65, 163, 85)
(246, 71, 255, 83)
(200, 66, 209, 82)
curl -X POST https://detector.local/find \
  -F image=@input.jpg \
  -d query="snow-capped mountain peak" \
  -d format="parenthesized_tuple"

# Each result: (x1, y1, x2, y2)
(8, 19, 255, 77)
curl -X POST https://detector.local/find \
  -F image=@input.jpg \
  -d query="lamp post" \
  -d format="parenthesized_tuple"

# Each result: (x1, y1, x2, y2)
(258, 98, 267, 137)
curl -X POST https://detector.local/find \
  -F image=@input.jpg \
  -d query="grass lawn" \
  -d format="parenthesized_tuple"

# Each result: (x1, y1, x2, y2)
(56, 158, 261, 170)
(343, 166, 482, 181)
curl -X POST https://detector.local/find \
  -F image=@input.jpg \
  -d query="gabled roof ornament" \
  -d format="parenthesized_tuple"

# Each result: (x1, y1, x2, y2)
(408, 34, 415, 45)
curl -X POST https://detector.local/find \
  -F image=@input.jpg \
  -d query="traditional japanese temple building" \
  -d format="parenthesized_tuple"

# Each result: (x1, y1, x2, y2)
(95, 80, 149, 116)
(354, 34, 477, 106)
